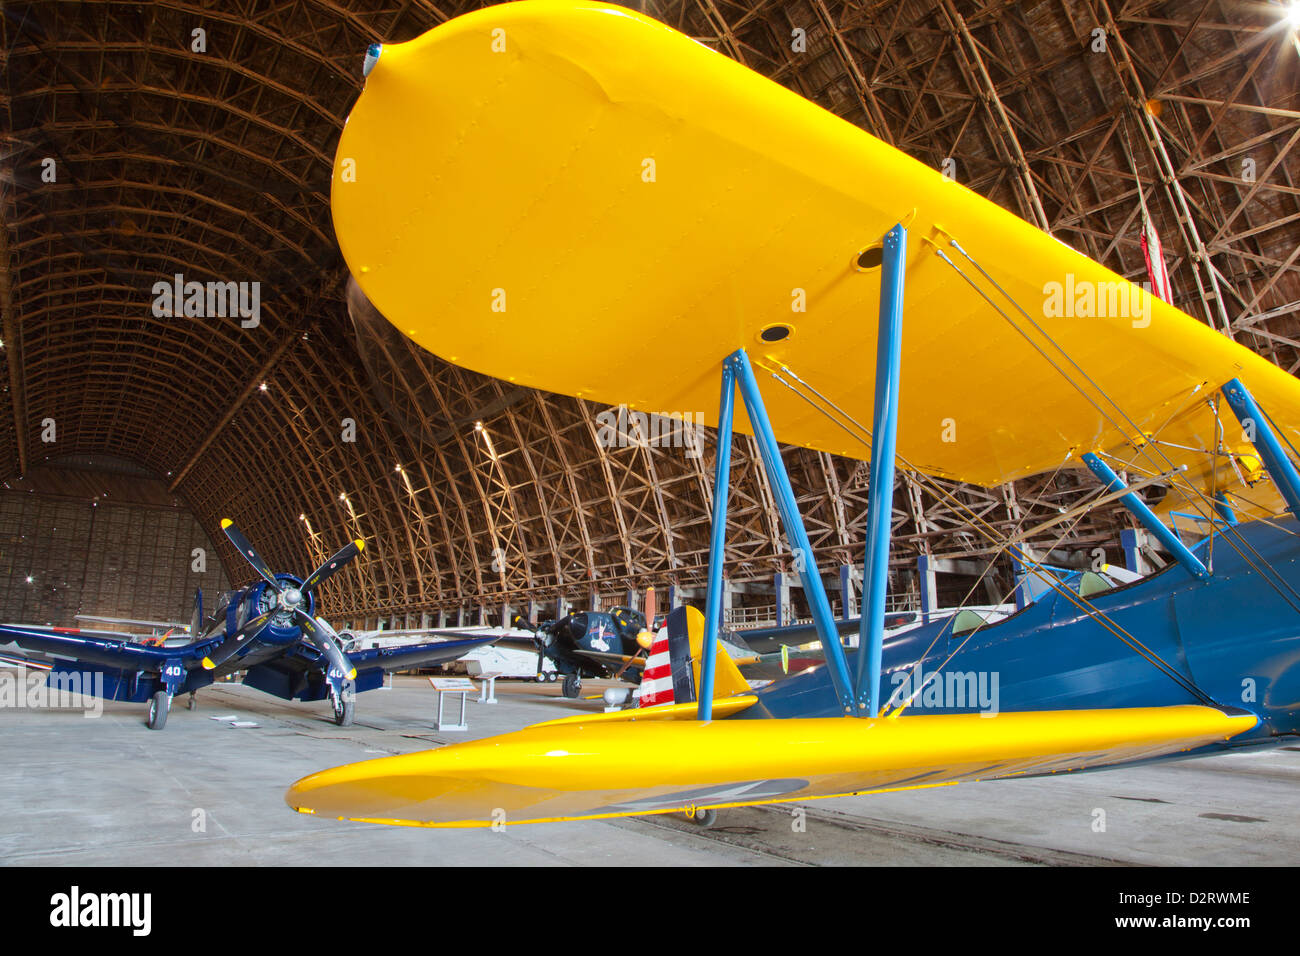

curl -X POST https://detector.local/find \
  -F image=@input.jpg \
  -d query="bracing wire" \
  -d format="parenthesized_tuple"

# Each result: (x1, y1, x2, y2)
(767, 365, 1223, 708)
(936, 241, 1300, 615)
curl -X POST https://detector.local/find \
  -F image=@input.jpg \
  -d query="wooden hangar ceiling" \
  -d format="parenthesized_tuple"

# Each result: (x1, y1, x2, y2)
(1, 0, 1297, 624)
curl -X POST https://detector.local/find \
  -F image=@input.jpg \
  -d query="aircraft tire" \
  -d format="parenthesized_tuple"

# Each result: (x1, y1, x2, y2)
(147, 690, 170, 731)
(561, 675, 582, 698)
(334, 697, 355, 727)
(187, 694, 198, 711)
(688, 807, 718, 828)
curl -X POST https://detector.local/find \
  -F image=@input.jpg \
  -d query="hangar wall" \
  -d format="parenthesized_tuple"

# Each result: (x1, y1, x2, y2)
(0, 459, 230, 627)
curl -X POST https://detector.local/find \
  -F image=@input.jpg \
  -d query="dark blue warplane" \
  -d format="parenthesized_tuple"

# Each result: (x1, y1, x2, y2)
(0, 520, 495, 729)
(513, 607, 655, 699)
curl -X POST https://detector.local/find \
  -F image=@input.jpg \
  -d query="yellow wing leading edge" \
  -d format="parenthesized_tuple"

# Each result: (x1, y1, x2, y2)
(286, 705, 1256, 828)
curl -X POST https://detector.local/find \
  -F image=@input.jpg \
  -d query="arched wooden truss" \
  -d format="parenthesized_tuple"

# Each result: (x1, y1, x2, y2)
(2, 0, 1297, 625)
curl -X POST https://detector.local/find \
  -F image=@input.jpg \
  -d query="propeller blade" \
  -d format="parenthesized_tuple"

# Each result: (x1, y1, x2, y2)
(294, 610, 358, 681)
(301, 539, 365, 594)
(200, 611, 276, 671)
(611, 649, 645, 682)
(220, 519, 281, 591)
(190, 587, 203, 636)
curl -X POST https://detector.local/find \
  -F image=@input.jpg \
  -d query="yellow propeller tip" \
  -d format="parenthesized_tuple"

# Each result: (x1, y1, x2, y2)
(347, 669, 357, 680)
(355, 540, 365, 552)
(201, 657, 216, 670)
(220, 518, 233, 529)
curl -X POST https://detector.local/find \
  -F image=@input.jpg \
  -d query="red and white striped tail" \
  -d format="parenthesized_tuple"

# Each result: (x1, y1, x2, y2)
(638, 626, 674, 707)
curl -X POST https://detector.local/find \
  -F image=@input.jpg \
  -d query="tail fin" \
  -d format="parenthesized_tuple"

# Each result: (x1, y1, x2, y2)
(638, 622, 675, 707)
(639, 605, 748, 708)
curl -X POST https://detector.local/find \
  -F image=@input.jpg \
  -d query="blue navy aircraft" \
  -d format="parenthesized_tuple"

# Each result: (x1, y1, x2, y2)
(509, 607, 656, 699)
(0, 520, 495, 729)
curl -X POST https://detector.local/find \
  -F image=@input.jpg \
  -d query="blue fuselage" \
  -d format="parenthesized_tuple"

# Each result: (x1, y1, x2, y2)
(28, 576, 321, 703)
(744, 518, 1300, 751)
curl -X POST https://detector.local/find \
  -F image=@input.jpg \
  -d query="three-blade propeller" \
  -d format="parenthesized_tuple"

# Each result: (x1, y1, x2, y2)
(201, 519, 363, 682)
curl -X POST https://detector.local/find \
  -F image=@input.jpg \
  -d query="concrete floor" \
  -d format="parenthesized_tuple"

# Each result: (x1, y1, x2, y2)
(2, 667, 1296, 866)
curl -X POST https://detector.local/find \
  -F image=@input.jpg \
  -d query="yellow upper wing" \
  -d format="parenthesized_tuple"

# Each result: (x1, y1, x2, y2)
(286, 704, 1255, 827)
(334, 0, 1300, 518)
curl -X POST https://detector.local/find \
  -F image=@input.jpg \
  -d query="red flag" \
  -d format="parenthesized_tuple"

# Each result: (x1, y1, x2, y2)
(1140, 208, 1172, 305)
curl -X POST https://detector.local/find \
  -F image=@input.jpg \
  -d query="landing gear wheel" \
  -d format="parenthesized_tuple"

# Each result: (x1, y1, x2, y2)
(147, 690, 171, 730)
(561, 675, 582, 699)
(687, 807, 718, 828)
(330, 691, 356, 728)
(329, 677, 356, 727)
(186, 694, 198, 711)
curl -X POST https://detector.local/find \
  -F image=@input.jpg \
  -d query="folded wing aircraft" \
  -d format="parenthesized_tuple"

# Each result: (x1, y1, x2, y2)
(0, 521, 495, 729)
(339, 623, 560, 681)
(287, 0, 1300, 827)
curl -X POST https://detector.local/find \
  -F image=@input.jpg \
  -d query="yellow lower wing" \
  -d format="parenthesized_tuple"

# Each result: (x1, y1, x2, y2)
(285, 705, 1254, 828)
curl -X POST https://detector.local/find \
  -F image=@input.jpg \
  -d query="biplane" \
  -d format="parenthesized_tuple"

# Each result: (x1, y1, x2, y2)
(286, 0, 1300, 827)
(0, 521, 494, 729)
